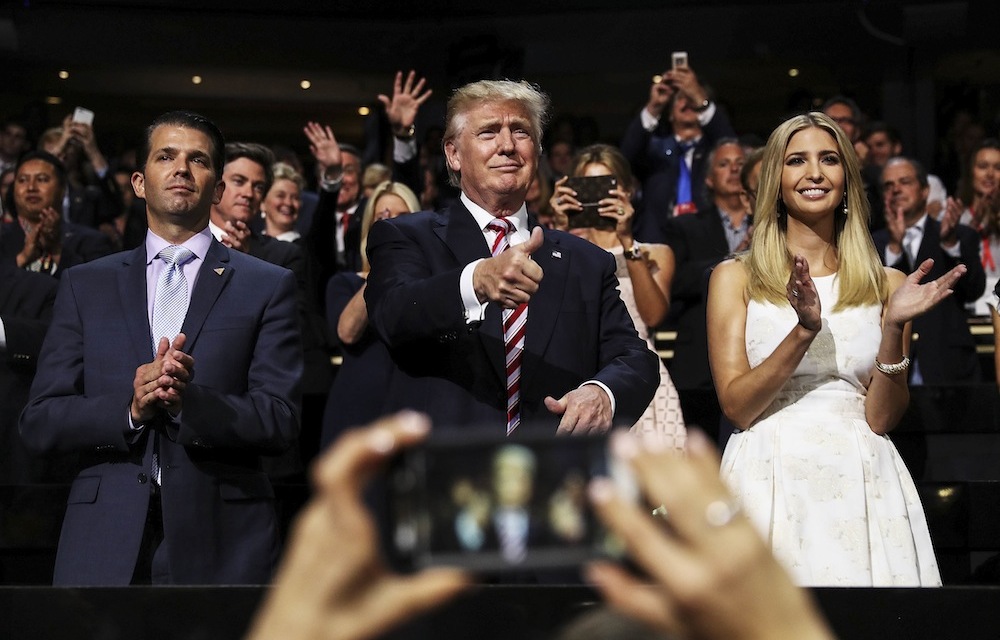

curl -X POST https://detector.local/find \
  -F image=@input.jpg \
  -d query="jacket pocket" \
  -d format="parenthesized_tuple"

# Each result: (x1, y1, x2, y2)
(66, 476, 101, 504)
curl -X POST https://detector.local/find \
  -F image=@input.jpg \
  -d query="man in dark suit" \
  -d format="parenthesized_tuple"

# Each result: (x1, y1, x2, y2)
(366, 80, 658, 435)
(0, 151, 114, 276)
(0, 263, 58, 483)
(19, 111, 303, 585)
(620, 65, 735, 244)
(872, 156, 984, 384)
(665, 140, 749, 436)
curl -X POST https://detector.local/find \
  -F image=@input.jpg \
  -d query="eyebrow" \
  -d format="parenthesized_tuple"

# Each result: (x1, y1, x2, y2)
(784, 148, 840, 159)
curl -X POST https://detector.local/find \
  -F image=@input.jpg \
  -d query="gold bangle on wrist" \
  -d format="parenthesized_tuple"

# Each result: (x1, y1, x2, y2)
(874, 355, 910, 376)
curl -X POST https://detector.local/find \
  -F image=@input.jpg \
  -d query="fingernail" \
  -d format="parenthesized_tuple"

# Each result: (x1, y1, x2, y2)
(588, 477, 614, 503)
(368, 428, 395, 454)
(397, 411, 430, 435)
(685, 428, 713, 456)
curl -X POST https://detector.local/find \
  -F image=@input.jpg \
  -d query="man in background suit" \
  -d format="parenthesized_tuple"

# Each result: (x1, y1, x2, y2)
(0, 263, 58, 483)
(872, 156, 984, 384)
(20, 111, 302, 585)
(665, 139, 748, 435)
(620, 64, 735, 244)
(366, 79, 658, 435)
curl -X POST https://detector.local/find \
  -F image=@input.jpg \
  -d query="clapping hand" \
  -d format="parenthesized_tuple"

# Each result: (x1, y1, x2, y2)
(786, 255, 821, 332)
(884, 258, 967, 329)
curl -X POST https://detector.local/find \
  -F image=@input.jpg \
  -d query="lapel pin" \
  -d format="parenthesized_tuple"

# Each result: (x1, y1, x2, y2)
(214, 268, 225, 276)
(551, 250, 562, 259)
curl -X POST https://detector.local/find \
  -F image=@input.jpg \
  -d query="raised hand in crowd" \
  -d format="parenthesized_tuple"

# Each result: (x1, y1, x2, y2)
(883, 194, 907, 253)
(66, 117, 109, 175)
(246, 412, 471, 640)
(938, 193, 962, 248)
(664, 66, 709, 108)
(645, 73, 676, 119)
(586, 429, 836, 640)
(378, 70, 433, 138)
(549, 176, 581, 229)
(304, 121, 343, 180)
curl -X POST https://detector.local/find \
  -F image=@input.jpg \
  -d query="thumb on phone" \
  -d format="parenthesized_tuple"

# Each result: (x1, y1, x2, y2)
(515, 226, 545, 257)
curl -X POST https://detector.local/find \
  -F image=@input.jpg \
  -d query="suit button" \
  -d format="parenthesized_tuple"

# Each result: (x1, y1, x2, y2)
(137, 473, 148, 484)
(911, 332, 920, 342)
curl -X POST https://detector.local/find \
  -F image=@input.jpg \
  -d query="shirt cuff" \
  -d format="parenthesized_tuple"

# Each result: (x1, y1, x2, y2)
(460, 258, 488, 323)
(941, 241, 962, 258)
(393, 137, 418, 164)
(640, 108, 659, 132)
(696, 102, 717, 126)
(580, 380, 616, 420)
(0, 317, 6, 351)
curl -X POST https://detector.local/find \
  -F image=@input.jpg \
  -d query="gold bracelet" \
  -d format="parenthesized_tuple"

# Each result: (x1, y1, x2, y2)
(874, 355, 910, 376)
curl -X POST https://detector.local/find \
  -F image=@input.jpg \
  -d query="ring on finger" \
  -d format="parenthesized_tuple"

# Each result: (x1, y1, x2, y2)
(791, 288, 799, 298)
(651, 504, 668, 520)
(617, 207, 625, 215)
(704, 499, 741, 528)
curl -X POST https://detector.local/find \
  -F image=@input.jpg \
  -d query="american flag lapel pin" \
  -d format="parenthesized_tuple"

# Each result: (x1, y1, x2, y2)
(552, 250, 562, 259)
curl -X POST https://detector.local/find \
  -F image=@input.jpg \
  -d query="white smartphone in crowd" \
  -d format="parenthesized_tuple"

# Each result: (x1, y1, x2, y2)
(72, 107, 95, 126)
(671, 51, 688, 70)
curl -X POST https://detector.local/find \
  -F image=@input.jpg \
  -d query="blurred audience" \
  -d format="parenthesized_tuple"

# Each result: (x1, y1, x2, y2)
(955, 139, 1000, 317)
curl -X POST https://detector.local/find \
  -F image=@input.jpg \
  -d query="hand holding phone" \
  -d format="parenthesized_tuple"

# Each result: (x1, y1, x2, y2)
(671, 51, 688, 70)
(564, 175, 618, 231)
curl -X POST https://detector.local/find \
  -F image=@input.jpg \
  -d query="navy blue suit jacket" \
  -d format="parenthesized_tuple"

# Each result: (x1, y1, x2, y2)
(620, 108, 735, 244)
(364, 201, 659, 433)
(872, 217, 984, 384)
(19, 239, 303, 585)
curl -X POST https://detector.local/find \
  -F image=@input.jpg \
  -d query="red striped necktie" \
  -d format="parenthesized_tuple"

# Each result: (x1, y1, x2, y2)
(487, 218, 527, 435)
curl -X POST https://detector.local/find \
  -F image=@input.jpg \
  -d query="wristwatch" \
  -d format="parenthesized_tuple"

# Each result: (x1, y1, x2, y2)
(624, 243, 644, 261)
(692, 98, 711, 112)
(394, 124, 416, 140)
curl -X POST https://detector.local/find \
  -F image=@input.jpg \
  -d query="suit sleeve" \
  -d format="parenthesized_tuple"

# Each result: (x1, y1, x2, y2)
(20, 271, 136, 453)
(365, 219, 469, 347)
(620, 112, 654, 182)
(174, 268, 302, 452)
(952, 224, 986, 303)
(590, 251, 660, 426)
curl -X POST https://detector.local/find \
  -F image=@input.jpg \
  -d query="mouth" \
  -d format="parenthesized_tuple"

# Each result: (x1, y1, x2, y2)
(798, 188, 829, 199)
(168, 184, 195, 193)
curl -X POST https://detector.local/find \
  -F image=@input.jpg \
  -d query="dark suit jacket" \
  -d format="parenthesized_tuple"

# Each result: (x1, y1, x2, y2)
(620, 107, 736, 244)
(0, 264, 58, 483)
(872, 217, 984, 384)
(664, 206, 732, 390)
(0, 217, 115, 276)
(365, 201, 659, 432)
(19, 240, 303, 585)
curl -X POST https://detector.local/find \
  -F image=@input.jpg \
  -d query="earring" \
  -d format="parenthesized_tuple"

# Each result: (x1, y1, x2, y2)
(841, 191, 849, 217)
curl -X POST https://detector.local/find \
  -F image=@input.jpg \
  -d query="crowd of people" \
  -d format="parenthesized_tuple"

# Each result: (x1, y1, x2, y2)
(0, 61, 997, 633)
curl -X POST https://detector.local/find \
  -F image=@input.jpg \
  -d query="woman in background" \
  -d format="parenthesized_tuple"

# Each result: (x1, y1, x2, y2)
(550, 144, 686, 449)
(320, 181, 421, 448)
(952, 138, 1000, 316)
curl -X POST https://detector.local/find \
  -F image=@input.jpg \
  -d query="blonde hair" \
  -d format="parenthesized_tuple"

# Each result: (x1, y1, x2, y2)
(360, 181, 421, 272)
(745, 112, 887, 310)
(269, 162, 304, 193)
(443, 79, 550, 187)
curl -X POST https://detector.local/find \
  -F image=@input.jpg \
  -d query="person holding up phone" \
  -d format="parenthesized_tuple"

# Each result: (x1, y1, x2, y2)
(550, 145, 685, 449)
(620, 60, 735, 245)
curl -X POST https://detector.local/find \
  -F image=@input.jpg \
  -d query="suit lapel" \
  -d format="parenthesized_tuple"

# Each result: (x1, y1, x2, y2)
(180, 240, 233, 353)
(119, 246, 155, 362)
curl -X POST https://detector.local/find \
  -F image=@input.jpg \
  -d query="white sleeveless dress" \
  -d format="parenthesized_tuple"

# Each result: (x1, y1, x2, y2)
(720, 274, 941, 586)
(609, 246, 686, 450)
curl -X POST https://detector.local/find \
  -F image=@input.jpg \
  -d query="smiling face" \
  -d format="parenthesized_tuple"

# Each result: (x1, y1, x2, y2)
(972, 147, 1000, 197)
(780, 127, 845, 220)
(263, 177, 301, 234)
(705, 142, 746, 199)
(213, 156, 267, 225)
(132, 125, 223, 236)
(882, 159, 928, 223)
(444, 99, 538, 215)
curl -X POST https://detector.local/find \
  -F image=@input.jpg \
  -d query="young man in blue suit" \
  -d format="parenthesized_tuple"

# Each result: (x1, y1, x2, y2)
(366, 80, 658, 435)
(20, 111, 303, 585)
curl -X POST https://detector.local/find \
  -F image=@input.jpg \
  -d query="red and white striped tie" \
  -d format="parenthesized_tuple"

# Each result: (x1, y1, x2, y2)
(487, 218, 527, 435)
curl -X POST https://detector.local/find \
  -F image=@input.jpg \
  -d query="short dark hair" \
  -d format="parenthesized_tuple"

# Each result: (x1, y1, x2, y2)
(138, 111, 225, 175)
(884, 156, 929, 189)
(225, 142, 275, 193)
(864, 121, 901, 146)
(822, 95, 862, 123)
(15, 150, 67, 190)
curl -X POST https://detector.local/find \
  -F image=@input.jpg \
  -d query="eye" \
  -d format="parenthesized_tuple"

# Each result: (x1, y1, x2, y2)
(785, 156, 804, 166)
(821, 154, 841, 165)
(478, 130, 497, 140)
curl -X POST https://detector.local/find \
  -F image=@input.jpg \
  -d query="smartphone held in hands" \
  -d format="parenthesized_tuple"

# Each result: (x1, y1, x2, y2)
(72, 107, 95, 126)
(385, 430, 632, 573)
(564, 175, 618, 231)
(672, 51, 688, 70)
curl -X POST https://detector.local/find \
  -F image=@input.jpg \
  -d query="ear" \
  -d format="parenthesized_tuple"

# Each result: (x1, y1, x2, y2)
(131, 171, 145, 199)
(213, 178, 225, 205)
(444, 139, 461, 175)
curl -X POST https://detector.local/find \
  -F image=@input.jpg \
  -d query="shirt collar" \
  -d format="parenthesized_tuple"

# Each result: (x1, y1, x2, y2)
(461, 192, 529, 234)
(907, 213, 929, 234)
(145, 227, 213, 265)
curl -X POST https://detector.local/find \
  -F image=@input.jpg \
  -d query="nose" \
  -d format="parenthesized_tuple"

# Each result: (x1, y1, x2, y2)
(497, 127, 515, 154)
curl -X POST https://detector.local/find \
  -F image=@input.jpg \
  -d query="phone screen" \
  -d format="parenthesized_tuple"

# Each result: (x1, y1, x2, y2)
(671, 51, 688, 70)
(386, 431, 626, 572)
(72, 107, 95, 126)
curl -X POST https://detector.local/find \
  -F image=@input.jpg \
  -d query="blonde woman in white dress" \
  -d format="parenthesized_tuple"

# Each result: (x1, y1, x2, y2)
(706, 113, 964, 586)
(550, 144, 686, 449)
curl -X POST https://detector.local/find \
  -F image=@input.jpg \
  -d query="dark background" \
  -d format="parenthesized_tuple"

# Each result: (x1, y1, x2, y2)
(1, 0, 998, 168)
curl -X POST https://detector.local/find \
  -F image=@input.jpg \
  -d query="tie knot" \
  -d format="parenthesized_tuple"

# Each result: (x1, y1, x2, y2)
(159, 245, 194, 267)
(487, 218, 514, 236)
(679, 140, 696, 152)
